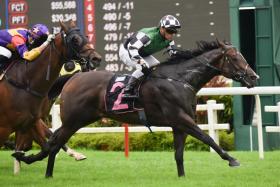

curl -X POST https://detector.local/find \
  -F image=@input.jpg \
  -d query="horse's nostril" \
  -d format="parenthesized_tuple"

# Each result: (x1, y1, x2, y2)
(251, 75, 259, 80)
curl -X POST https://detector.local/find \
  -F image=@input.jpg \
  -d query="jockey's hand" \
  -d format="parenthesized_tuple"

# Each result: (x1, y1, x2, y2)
(47, 34, 55, 42)
(168, 49, 177, 57)
(138, 59, 149, 75)
(138, 59, 149, 68)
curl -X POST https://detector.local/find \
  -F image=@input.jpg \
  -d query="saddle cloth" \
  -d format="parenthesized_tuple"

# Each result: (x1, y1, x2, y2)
(105, 74, 143, 113)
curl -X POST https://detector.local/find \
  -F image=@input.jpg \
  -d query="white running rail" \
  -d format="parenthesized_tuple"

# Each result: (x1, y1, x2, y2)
(51, 100, 229, 153)
(265, 102, 280, 133)
(51, 86, 280, 159)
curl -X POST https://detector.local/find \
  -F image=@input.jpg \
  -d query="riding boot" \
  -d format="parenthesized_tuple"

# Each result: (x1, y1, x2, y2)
(0, 55, 9, 70)
(122, 76, 140, 99)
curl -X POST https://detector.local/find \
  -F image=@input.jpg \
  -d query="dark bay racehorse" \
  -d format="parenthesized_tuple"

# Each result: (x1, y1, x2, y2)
(0, 21, 101, 163)
(16, 40, 259, 178)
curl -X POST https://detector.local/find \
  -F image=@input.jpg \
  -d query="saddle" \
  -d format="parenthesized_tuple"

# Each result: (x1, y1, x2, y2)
(105, 74, 143, 114)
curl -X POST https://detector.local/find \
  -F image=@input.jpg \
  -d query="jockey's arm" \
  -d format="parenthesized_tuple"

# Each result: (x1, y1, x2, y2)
(12, 35, 49, 61)
(127, 32, 150, 64)
(166, 40, 177, 56)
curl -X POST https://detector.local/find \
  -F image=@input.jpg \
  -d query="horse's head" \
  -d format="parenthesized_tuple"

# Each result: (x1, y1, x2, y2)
(216, 40, 259, 88)
(59, 21, 102, 71)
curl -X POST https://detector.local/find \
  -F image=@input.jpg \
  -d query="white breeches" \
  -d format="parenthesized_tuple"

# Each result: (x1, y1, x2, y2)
(0, 46, 12, 59)
(119, 44, 160, 79)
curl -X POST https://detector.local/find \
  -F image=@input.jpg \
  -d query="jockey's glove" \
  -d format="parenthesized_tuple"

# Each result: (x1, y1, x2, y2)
(138, 59, 149, 68)
(47, 34, 55, 42)
(40, 35, 54, 48)
(168, 49, 177, 57)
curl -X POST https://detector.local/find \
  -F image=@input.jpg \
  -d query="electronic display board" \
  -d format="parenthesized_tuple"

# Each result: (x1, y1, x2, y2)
(0, 0, 230, 73)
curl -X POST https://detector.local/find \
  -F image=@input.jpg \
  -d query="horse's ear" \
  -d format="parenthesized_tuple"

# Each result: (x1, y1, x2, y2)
(59, 21, 68, 32)
(216, 39, 226, 48)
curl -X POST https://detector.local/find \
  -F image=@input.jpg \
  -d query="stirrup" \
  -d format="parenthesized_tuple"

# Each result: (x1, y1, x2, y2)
(122, 90, 139, 99)
(122, 94, 139, 99)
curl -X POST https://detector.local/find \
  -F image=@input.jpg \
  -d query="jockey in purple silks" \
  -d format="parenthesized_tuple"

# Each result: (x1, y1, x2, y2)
(0, 24, 55, 66)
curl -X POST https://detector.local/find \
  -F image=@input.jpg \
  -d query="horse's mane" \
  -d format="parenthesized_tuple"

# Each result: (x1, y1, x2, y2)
(163, 40, 220, 64)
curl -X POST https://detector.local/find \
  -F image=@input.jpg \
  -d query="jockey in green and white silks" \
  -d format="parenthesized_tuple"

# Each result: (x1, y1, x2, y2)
(120, 27, 176, 66)
(119, 15, 181, 99)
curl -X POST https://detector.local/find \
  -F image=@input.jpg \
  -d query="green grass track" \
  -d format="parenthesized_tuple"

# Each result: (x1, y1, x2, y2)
(0, 150, 279, 187)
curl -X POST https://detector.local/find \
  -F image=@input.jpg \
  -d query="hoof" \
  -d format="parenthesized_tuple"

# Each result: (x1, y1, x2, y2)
(45, 174, 53, 178)
(229, 159, 240, 167)
(11, 151, 25, 160)
(75, 154, 87, 161)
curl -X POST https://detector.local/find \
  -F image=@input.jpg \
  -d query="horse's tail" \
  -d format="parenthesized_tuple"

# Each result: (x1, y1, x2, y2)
(48, 72, 77, 100)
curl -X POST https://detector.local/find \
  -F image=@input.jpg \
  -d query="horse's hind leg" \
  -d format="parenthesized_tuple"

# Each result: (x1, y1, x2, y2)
(61, 145, 87, 161)
(172, 128, 188, 177)
(176, 112, 240, 167)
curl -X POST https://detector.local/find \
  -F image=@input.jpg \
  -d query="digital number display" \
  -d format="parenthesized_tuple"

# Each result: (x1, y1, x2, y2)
(0, 0, 229, 73)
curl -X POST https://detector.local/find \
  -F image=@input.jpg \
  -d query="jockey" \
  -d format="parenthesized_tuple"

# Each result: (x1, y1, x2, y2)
(119, 15, 181, 99)
(0, 24, 55, 67)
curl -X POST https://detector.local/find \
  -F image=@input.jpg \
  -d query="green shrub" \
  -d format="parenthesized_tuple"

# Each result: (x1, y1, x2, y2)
(3, 130, 234, 152)
(66, 130, 234, 151)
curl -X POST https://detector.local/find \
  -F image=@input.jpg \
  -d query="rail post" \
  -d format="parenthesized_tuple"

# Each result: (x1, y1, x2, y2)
(123, 124, 129, 158)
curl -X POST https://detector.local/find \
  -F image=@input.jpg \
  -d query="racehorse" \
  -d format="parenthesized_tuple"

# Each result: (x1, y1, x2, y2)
(15, 40, 259, 178)
(0, 21, 101, 165)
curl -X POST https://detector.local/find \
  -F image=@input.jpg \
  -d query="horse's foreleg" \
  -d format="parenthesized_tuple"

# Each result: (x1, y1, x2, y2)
(46, 125, 79, 178)
(0, 127, 13, 147)
(172, 128, 188, 177)
(4, 140, 15, 149)
(45, 129, 61, 178)
(44, 125, 86, 161)
(176, 112, 240, 167)
(13, 130, 33, 174)
(12, 120, 49, 164)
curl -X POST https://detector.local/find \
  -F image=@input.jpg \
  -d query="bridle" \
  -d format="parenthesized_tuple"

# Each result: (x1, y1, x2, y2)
(59, 28, 92, 63)
(59, 27, 98, 71)
(196, 45, 249, 82)
(220, 47, 249, 82)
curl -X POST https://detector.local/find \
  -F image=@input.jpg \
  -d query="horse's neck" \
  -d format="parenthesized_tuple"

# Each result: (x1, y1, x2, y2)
(155, 48, 222, 91)
(192, 49, 223, 89)
(8, 43, 64, 95)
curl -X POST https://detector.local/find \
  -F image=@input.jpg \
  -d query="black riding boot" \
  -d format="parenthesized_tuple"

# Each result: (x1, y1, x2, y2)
(0, 55, 9, 70)
(122, 76, 140, 99)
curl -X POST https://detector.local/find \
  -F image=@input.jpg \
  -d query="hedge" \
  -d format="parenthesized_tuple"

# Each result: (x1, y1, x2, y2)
(66, 130, 234, 151)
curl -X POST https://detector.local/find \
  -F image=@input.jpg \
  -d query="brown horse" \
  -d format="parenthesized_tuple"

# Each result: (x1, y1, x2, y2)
(0, 21, 101, 163)
(9, 72, 93, 161)
(15, 40, 259, 178)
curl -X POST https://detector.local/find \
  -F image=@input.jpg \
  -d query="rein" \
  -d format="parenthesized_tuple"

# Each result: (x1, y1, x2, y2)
(3, 39, 58, 98)
(149, 46, 248, 93)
